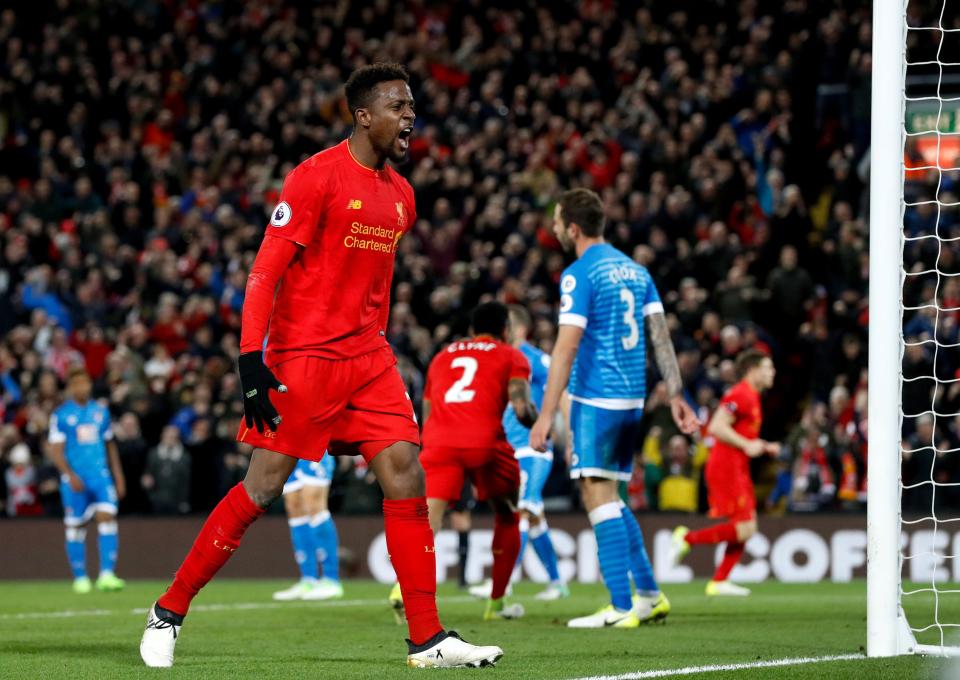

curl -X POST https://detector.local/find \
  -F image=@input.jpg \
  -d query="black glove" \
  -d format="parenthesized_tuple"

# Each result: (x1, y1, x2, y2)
(238, 352, 287, 433)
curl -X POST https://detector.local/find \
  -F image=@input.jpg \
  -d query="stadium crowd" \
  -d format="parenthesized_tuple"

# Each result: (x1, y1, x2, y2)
(0, 0, 944, 517)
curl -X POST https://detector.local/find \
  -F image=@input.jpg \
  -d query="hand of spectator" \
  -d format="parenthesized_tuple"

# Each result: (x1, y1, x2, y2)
(669, 395, 700, 435)
(141, 474, 154, 490)
(529, 414, 552, 452)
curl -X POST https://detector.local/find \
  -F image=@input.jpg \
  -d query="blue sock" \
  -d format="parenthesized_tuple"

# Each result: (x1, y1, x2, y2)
(65, 526, 87, 578)
(97, 521, 118, 575)
(516, 516, 529, 571)
(311, 511, 339, 582)
(288, 517, 318, 581)
(620, 503, 659, 595)
(590, 503, 632, 611)
(530, 520, 562, 583)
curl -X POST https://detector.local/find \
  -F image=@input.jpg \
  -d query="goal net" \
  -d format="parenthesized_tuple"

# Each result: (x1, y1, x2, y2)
(870, 0, 960, 657)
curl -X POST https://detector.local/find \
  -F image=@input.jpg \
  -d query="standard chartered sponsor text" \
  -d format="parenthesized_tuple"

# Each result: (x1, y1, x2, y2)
(344, 221, 398, 253)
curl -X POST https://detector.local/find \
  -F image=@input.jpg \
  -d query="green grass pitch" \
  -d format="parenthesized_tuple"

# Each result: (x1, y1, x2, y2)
(0, 580, 953, 679)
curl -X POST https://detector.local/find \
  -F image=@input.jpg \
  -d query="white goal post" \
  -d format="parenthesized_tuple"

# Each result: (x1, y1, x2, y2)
(868, 0, 960, 657)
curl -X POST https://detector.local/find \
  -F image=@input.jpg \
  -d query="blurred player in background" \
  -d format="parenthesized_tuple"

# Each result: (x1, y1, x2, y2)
(671, 350, 779, 596)
(417, 302, 538, 622)
(140, 63, 503, 670)
(531, 188, 699, 628)
(48, 367, 126, 593)
(272, 455, 342, 601)
(501, 304, 568, 600)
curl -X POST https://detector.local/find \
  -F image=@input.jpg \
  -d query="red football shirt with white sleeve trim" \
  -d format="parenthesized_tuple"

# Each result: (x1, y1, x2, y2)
(260, 140, 415, 364)
(422, 337, 531, 449)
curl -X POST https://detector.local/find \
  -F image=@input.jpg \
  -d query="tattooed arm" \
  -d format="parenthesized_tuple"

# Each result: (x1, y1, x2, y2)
(646, 311, 699, 433)
(509, 378, 538, 429)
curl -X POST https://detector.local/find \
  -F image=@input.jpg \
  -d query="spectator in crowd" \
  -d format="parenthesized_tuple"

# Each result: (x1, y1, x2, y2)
(4, 443, 42, 516)
(0, 0, 933, 515)
(142, 426, 191, 515)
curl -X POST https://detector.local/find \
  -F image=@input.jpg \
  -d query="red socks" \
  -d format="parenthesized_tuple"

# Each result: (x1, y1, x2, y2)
(158, 483, 265, 615)
(490, 511, 520, 600)
(383, 497, 442, 645)
(714, 542, 746, 581)
(685, 521, 738, 546)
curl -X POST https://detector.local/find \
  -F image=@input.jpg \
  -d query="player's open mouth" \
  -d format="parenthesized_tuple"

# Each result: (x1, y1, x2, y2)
(397, 126, 413, 150)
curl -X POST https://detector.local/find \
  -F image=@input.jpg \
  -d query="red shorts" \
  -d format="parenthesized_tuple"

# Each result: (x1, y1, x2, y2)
(421, 443, 519, 502)
(236, 346, 420, 463)
(705, 456, 756, 522)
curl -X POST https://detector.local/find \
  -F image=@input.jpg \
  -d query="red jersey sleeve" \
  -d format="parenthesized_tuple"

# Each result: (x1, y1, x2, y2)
(267, 163, 328, 246)
(508, 346, 531, 381)
(240, 234, 299, 354)
(720, 384, 748, 422)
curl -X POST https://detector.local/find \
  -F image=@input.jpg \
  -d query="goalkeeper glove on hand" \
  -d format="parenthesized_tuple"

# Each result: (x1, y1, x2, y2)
(238, 352, 287, 433)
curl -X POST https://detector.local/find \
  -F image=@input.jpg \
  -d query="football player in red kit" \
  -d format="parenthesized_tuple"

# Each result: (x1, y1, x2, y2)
(140, 63, 503, 670)
(671, 350, 780, 596)
(419, 302, 538, 621)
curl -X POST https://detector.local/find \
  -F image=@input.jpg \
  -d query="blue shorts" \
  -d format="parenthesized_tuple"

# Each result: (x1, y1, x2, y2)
(516, 449, 553, 515)
(61, 469, 118, 525)
(569, 402, 644, 482)
(283, 455, 335, 494)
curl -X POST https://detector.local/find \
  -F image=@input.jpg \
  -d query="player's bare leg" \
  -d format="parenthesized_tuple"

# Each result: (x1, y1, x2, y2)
(371, 442, 504, 668)
(483, 492, 524, 621)
(140, 448, 296, 668)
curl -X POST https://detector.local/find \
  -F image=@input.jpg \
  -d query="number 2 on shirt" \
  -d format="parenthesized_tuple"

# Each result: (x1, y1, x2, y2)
(444, 357, 479, 403)
(620, 288, 640, 350)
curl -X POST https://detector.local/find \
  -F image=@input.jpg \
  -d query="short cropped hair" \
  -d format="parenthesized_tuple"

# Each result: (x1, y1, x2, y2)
(559, 188, 605, 237)
(471, 302, 510, 337)
(736, 349, 769, 378)
(344, 63, 410, 114)
(508, 305, 532, 331)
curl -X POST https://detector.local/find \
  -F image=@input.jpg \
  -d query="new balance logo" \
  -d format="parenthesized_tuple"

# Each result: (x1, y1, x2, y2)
(436, 650, 443, 660)
(347, 199, 362, 209)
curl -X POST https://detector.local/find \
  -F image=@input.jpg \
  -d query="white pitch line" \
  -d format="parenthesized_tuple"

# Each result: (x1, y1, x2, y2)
(567, 653, 865, 680)
(0, 595, 476, 622)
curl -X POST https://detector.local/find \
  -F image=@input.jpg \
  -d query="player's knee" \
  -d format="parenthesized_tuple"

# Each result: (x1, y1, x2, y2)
(244, 478, 285, 509)
(736, 519, 758, 541)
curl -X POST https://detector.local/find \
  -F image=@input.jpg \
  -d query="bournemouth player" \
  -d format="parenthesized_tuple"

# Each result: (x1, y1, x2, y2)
(272, 455, 342, 601)
(140, 63, 503, 669)
(530, 188, 699, 628)
(503, 305, 568, 600)
(671, 350, 779, 596)
(419, 302, 538, 621)
(48, 367, 126, 593)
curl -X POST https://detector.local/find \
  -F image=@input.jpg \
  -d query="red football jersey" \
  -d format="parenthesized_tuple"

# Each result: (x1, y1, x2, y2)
(263, 140, 415, 364)
(422, 337, 530, 449)
(710, 379, 762, 465)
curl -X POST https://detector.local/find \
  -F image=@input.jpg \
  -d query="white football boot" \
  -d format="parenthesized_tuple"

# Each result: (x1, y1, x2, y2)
(705, 580, 751, 596)
(567, 605, 639, 629)
(272, 579, 317, 601)
(140, 602, 182, 668)
(534, 582, 570, 601)
(302, 578, 344, 600)
(407, 630, 503, 668)
(467, 578, 512, 600)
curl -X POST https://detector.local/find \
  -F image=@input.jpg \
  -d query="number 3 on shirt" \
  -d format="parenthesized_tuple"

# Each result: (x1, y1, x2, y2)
(445, 357, 478, 403)
(620, 288, 640, 350)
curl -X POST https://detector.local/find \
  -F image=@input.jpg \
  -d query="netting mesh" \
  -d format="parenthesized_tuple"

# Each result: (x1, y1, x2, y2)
(900, 0, 960, 650)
